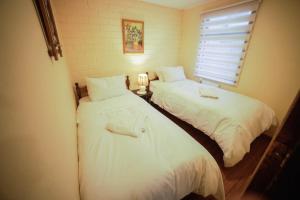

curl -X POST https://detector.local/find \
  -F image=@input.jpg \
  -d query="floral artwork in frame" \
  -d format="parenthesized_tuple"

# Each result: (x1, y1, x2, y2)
(122, 19, 144, 53)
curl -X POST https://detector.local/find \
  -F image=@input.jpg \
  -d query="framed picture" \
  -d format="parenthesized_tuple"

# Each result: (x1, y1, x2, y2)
(122, 19, 144, 54)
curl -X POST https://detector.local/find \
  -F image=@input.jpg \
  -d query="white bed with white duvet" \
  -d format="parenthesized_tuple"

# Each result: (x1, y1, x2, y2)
(150, 70, 276, 167)
(76, 76, 225, 200)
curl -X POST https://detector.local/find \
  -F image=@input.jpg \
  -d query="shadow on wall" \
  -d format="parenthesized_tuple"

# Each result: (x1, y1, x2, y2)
(0, 135, 42, 199)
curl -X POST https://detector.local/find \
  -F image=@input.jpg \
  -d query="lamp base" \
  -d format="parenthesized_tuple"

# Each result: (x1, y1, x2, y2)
(137, 89, 147, 95)
(137, 85, 146, 95)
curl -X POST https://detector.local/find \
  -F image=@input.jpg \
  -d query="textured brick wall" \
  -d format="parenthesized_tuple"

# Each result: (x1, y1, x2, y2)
(53, 0, 182, 86)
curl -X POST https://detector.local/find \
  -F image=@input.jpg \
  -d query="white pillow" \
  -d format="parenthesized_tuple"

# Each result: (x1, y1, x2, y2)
(79, 96, 91, 103)
(160, 66, 186, 82)
(86, 75, 127, 101)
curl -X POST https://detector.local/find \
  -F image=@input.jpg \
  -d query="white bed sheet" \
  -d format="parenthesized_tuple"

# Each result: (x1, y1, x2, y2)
(77, 92, 225, 200)
(150, 80, 276, 167)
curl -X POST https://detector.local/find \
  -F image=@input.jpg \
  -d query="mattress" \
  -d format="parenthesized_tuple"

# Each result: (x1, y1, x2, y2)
(77, 91, 225, 200)
(150, 79, 276, 167)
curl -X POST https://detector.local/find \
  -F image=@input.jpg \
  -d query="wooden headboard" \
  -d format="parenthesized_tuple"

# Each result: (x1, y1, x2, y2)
(74, 75, 130, 105)
(74, 73, 158, 105)
(146, 71, 159, 82)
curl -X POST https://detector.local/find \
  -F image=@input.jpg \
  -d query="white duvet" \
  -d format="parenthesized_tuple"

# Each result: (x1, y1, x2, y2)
(77, 92, 225, 200)
(150, 80, 276, 167)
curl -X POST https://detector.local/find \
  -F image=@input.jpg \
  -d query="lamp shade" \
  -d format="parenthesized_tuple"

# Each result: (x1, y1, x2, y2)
(138, 73, 148, 86)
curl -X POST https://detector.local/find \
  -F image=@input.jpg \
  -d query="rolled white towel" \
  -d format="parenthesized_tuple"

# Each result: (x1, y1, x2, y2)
(199, 87, 219, 99)
(106, 108, 147, 137)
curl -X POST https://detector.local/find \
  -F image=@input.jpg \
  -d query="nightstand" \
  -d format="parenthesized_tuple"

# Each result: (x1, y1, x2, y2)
(131, 89, 153, 103)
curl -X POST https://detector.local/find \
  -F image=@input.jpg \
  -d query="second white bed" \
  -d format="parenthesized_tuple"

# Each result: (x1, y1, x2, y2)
(150, 79, 276, 167)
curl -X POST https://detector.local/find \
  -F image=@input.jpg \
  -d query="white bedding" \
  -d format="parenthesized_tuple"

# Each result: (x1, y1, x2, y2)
(77, 92, 225, 200)
(150, 80, 276, 167)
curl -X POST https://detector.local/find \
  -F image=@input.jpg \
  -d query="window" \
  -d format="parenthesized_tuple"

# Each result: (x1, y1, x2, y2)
(195, 0, 260, 85)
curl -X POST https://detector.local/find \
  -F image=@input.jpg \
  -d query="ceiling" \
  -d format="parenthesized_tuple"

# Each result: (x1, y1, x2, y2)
(141, 0, 216, 9)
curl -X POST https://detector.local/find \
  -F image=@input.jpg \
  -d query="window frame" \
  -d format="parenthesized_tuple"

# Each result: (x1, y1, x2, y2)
(195, 0, 260, 86)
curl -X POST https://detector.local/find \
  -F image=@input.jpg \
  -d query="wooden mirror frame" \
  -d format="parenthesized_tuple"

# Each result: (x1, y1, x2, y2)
(33, 0, 63, 60)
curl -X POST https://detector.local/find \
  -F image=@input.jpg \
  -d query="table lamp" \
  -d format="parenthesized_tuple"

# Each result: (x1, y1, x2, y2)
(137, 73, 148, 95)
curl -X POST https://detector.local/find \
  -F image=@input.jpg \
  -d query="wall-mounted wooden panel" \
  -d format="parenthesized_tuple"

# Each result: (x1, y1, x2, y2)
(33, 0, 62, 60)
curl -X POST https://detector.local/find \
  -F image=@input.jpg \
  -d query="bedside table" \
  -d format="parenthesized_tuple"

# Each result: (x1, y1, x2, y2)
(131, 89, 153, 103)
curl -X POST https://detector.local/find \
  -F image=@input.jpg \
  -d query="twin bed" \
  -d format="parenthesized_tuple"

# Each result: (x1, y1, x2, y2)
(75, 76, 225, 200)
(75, 68, 276, 200)
(150, 67, 276, 167)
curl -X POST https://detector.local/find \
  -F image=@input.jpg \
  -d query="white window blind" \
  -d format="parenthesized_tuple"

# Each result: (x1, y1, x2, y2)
(195, 0, 260, 85)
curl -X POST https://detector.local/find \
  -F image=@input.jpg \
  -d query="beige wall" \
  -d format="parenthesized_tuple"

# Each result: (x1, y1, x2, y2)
(180, 0, 300, 126)
(53, 0, 182, 87)
(0, 0, 79, 199)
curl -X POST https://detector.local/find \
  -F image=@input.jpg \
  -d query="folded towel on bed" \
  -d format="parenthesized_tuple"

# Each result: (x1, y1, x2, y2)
(106, 108, 147, 137)
(199, 87, 219, 99)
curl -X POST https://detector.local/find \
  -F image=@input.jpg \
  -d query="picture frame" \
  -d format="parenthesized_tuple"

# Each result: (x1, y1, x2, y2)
(122, 19, 144, 54)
